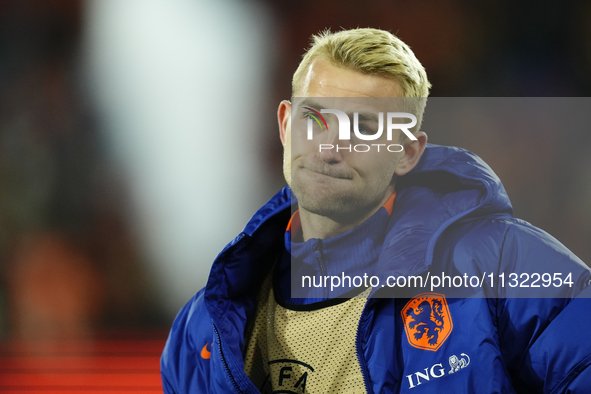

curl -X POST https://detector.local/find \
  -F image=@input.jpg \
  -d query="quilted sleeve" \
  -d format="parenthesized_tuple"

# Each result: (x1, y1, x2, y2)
(495, 222, 591, 393)
(161, 289, 214, 394)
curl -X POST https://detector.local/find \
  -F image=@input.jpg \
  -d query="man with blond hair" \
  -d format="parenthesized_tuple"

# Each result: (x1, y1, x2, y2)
(161, 28, 591, 393)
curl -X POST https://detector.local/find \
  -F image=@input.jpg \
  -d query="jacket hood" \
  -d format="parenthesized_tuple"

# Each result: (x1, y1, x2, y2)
(376, 143, 513, 279)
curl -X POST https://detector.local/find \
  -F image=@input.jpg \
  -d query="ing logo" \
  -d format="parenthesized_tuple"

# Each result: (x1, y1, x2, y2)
(401, 293, 452, 351)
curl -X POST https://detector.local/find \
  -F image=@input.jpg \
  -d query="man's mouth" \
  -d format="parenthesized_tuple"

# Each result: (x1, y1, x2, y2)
(301, 165, 353, 180)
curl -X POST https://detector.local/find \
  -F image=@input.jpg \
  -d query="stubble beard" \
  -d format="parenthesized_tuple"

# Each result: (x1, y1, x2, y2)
(289, 172, 392, 224)
(284, 153, 397, 225)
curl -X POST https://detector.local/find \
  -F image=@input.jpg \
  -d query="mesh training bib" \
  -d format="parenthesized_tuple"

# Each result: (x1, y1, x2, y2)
(244, 275, 371, 393)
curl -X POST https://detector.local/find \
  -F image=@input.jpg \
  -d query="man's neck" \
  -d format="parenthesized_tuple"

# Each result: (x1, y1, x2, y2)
(298, 189, 396, 242)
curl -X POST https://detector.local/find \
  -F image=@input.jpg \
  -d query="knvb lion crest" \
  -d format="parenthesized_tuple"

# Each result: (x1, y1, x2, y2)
(401, 293, 453, 351)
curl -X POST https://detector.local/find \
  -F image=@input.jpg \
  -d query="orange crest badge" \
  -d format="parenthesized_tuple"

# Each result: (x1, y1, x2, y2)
(401, 293, 453, 351)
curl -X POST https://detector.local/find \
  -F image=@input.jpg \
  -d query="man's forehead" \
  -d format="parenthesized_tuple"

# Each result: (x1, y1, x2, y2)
(299, 58, 404, 99)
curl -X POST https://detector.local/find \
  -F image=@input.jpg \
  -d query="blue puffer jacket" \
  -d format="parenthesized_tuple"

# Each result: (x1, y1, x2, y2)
(161, 144, 591, 393)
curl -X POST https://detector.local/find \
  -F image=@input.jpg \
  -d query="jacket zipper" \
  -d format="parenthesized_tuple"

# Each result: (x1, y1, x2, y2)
(213, 323, 244, 393)
(313, 240, 329, 298)
(355, 271, 430, 394)
(356, 297, 375, 394)
(313, 239, 374, 392)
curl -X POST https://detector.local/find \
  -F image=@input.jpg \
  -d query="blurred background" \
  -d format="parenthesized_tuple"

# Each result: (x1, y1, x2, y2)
(0, 0, 590, 391)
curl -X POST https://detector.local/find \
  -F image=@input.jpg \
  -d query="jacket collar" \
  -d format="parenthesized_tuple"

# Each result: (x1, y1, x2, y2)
(204, 143, 513, 321)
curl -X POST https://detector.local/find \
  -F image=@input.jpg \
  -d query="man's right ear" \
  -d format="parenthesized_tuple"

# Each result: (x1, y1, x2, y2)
(277, 100, 291, 147)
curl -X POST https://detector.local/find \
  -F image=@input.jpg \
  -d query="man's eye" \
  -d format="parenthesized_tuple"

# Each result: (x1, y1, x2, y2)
(356, 124, 374, 135)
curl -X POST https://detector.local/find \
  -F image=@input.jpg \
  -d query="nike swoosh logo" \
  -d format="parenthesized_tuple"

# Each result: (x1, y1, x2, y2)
(201, 343, 213, 359)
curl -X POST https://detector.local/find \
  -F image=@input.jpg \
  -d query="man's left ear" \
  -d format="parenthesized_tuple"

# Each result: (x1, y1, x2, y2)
(394, 131, 427, 176)
(278, 100, 291, 147)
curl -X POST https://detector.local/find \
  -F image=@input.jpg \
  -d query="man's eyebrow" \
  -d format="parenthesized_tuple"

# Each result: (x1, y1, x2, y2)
(352, 112, 379, 122)
(298, 99, 380, 122)
(299, 99, 326, 110)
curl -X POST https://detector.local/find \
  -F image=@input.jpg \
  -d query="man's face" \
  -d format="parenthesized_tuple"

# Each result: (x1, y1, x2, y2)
(279, 58, 425, 224)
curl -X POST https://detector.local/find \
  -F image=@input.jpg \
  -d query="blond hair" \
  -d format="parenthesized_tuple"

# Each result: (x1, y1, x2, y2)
(292, 28, 431, 132)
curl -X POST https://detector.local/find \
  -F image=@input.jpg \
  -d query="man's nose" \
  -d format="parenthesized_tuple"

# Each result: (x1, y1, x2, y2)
(320, 119, 340, 144)
(317, 120, 348, 163)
